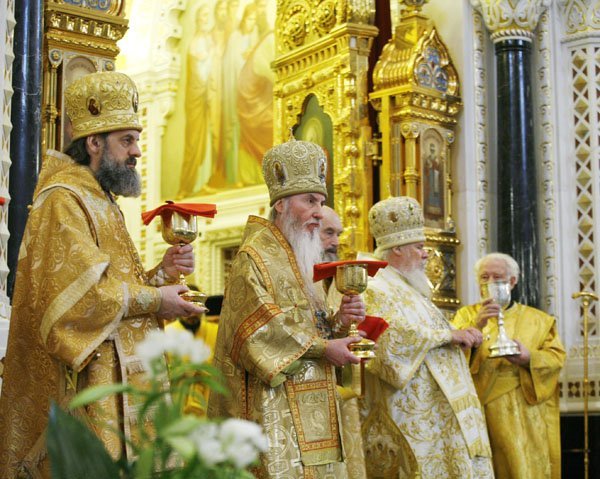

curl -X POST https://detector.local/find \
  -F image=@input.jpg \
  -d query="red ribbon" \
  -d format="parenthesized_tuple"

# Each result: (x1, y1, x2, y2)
(313, 260, 387, 282)
(358, 315, 389, 342)
(141, 200, 217, 225)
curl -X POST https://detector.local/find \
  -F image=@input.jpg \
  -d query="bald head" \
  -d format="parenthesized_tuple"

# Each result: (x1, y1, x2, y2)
(320, 206, 343, 261)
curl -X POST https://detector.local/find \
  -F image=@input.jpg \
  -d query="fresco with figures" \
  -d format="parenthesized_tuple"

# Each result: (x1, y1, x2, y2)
(161, 0, 276, 200)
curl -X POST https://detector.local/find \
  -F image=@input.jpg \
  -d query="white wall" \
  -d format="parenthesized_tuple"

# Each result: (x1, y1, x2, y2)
(0, 0, 15, 393)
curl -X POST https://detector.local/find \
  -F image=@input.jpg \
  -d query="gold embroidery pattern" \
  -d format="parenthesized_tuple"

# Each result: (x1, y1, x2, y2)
(243, 246, 274, 296)
(135, 289, 154, 311)
(231, 303, 281, 364)
(40, 262, 108, 343)
(285, 366, 340, 452)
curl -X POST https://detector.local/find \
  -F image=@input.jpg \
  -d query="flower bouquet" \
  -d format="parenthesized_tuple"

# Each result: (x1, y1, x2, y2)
(47, 329, 267, 479)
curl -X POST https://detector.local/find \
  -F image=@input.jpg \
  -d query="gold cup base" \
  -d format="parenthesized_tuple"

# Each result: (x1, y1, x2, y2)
(349, 338, 376, 359)
(489, 340, 520, 358)
(179, 290, 207, 307)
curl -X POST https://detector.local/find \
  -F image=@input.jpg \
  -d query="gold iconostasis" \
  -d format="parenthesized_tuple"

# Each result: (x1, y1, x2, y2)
(39, 0, 462, 309)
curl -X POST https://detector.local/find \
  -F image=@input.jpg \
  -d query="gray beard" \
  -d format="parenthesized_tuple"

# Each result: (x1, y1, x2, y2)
(400, 266, 433, 298)
(279, 211, 324, 309)
(322, 250, 338, 262)
(96, 149, 142, 197)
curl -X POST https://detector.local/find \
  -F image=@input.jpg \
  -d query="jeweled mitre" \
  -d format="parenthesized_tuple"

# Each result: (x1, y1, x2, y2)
(262, 138, 328, 206)
(369, 196, 426, 255)
(65, 71, 142, 141)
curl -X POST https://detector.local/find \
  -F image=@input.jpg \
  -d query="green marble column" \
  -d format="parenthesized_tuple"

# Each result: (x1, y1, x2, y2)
(495, 38, 539, 307)
(472, 0, 550, 307)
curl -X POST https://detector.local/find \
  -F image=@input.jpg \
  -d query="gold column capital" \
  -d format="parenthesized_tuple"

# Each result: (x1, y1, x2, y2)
(471, 0, 551, 43)
(400, 122, 420, 139)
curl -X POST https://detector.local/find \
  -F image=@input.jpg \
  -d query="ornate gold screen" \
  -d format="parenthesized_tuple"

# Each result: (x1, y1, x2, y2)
(272, 0, 378, 258)
(370, 5, 462, 310)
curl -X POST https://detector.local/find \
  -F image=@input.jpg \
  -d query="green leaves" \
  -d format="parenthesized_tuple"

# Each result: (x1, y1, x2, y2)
(46, 330, 264, 478)
(47, 402, 120, 479)
(68, 382, 132, 409)
(161, 416, 204, 437)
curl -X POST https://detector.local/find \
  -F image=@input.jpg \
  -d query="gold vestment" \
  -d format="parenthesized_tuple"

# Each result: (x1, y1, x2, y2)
(0, 151, 164, 478)
(207, 216, 348, 479)
(452, 303, 566, 479)
(361, 266, 494, 479)
(325, 278, 367, 479)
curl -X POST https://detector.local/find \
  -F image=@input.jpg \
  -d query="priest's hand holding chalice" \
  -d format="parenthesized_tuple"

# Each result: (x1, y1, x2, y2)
(313, 259, 388, 397)
(142, 201, 217, 310)
(479, 281, 521, 358)
(161, 211, 207, 306)
(336, 263, 376, 359)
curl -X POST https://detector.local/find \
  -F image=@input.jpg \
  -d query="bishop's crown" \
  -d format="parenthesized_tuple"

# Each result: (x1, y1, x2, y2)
(368, 196, 426, 255)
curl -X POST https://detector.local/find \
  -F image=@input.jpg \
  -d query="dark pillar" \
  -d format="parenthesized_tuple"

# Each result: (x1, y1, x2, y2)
(7, 0, 44, 298)
(495, 38, 539, 307)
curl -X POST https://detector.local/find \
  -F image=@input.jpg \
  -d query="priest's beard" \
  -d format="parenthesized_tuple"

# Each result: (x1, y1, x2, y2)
(401, 263, 433, 298)
(96, 148, 142, 197)
(279, 208, 325, 309)
(322, 248, 338, 262)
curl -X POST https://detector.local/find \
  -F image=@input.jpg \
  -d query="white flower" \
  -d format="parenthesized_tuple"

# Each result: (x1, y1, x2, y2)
(219, 418, 268, 468)
(220, 418, 266, 447)
(135, 329, 212, 372)
(223, 441, 257, 469)
(135, 329, 168, 371)
(190, 422, 227, 466)
(188, 340, 211, 364)
(188, 418, 268, 469)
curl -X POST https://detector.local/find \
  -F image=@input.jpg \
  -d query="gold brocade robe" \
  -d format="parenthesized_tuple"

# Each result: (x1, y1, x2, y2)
(361, 266, 494, 479)
(325, 279, 367, 479)
(452, 303, 566, 479)
(0, 151, 164, 479)
(207, 216, 348, 479)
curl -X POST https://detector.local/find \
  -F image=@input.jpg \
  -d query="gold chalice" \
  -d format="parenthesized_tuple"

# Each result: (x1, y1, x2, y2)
(161, 211, 207, 307)
(482, 281, 520, 357)
(335, 263, 376, 359)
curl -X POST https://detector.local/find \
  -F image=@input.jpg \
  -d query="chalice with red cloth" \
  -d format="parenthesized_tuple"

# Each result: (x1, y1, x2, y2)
(142, 201, 217, 307)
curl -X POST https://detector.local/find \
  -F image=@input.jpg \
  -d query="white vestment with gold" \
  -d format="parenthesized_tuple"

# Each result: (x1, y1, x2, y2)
(361, 266, 494, 479)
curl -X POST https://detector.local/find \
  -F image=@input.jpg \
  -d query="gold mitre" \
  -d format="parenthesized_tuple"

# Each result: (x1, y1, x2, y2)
(262, 138, 328, 206)
(369, 196, 426, 257)
(65, 71, 142, 141)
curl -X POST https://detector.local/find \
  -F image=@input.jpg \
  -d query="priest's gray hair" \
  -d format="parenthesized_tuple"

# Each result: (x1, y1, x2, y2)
(268, 197, 289, 221)
(475, 252, 520, 280)
(376, 246, 395, 262)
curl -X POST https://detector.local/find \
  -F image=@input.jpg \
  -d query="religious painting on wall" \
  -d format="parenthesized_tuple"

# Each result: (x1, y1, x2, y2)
(161, 0, 276, 200)
(293, 95, 335, 204)
(420, 128, 445, 228)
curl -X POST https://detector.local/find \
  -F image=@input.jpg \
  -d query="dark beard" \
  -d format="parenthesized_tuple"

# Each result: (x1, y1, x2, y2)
(96, 149, 141, 197)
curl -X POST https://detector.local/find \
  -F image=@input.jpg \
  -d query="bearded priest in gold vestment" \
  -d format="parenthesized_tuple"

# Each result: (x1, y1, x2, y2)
(360, 197, 494, 479)
(208, 139, 366, 478)
(0, 72, 204, 478)
(452, 253, 566, 479)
